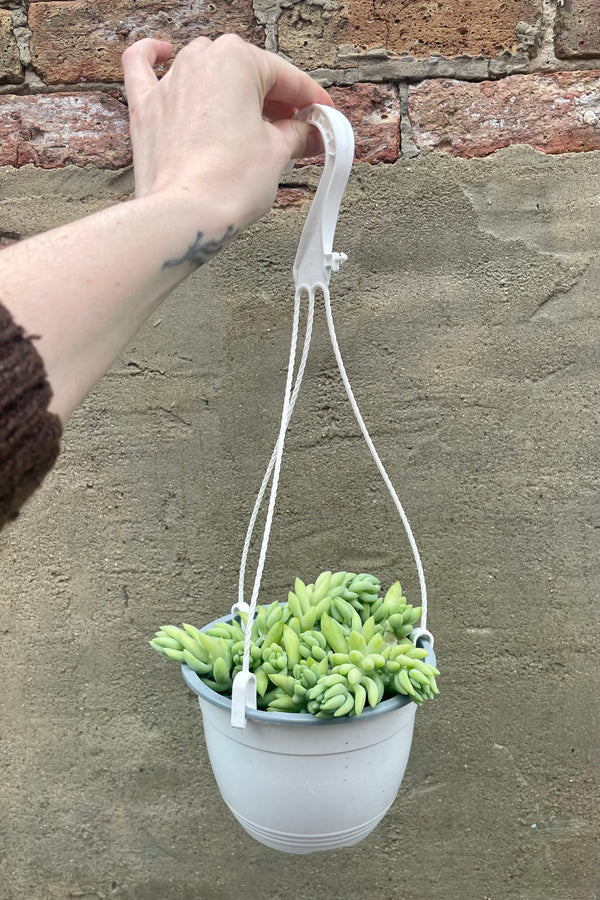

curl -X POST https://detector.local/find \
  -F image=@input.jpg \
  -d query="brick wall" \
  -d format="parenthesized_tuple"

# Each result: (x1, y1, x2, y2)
(0, 1, 598, 177)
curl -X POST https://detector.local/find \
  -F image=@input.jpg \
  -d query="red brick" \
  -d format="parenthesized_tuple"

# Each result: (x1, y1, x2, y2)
(279, 0, 541, 69)
(29, 0, 263, 84)
(408, 71, 600, 157)
(274, 187, 313, 209)
(555, 0, 600, 59)
(299, 84, 400, 165)
(0, 93, 131, 168)
(0, 9, 23, 84)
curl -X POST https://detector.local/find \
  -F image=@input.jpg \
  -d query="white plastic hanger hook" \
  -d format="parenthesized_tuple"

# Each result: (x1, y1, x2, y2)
(292, 104, 355, 295)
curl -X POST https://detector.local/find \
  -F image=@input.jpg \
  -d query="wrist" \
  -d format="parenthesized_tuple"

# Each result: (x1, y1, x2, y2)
(130, 189, 241, 277)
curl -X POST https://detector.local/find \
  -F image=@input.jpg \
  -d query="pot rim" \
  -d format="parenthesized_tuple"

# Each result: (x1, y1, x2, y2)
(181, 610, 436, 727)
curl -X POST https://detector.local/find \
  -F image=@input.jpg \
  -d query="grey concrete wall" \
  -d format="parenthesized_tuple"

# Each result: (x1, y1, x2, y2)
(1, 148, 599, 899)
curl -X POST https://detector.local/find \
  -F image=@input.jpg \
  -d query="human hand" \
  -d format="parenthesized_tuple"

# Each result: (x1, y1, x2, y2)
(121, 34, 334, 229)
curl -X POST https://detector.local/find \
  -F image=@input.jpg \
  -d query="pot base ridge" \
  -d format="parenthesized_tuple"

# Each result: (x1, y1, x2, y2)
(227, 804, 392, 854)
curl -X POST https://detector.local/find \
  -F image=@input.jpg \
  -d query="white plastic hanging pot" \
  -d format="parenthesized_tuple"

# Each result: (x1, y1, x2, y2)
(176, 104, 437, 854)
(181, 616, 436, 854)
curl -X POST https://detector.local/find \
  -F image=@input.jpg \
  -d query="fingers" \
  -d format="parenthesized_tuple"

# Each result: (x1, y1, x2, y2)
(263, 98, 297, 123)
(208, 34, 332, 112)
(258, 47, 333, 111)
(123, 34, 331, 116)
(272, 118, 325, 161)
(121, 38, 174, 101)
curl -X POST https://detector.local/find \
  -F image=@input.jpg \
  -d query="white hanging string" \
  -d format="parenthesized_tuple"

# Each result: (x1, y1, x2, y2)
(239, 288, 316, 673)
(322, 287, 429, 631)
(237, 291, 316, 616)
(237, 287, 430, 680)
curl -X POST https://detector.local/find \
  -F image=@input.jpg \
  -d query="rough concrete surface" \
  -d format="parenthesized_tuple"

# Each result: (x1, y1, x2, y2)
(0, 148, 599, 899)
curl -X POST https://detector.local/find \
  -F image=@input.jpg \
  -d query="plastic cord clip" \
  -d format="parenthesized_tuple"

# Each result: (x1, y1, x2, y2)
(231, 671, 257, 729)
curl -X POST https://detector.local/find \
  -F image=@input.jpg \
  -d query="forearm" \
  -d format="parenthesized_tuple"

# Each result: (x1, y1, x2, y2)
(0, 34, 330, 526)
(0, 192, 233, 422)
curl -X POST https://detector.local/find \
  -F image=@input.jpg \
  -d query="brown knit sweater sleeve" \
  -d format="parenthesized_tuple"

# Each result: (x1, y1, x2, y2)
(0, 301, 62, 529)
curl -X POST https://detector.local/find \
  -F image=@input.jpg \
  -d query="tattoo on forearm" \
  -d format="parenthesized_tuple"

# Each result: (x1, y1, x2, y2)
(162, 225, 237, 271)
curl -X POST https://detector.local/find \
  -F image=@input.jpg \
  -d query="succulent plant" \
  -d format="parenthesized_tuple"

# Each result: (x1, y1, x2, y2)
(150, 570, 439, 718)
